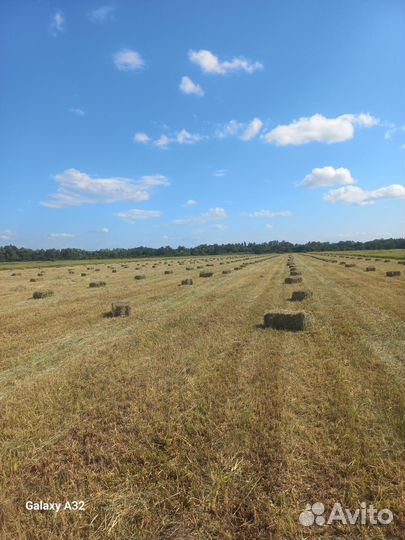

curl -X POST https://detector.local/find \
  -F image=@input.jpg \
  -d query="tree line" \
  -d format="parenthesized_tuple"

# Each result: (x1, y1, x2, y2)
(0, 238, 403, 262)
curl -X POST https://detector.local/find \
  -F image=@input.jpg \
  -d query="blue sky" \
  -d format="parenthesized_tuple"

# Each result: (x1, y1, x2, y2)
(1, 0, 404, 249)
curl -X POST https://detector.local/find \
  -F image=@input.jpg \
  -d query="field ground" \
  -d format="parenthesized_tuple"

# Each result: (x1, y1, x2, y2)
(320, 249, 405, 260)
(0, 257, 166, 271)
(0, 253, 404, 539)
(0, 248, 403, 272)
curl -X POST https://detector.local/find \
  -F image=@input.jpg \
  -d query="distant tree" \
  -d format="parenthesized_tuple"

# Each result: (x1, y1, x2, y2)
(0, 238, 403, 263)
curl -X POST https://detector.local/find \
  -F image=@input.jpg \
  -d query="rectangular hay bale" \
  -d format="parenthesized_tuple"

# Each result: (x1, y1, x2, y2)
(291, 290, 312, 301)
(263, 310, 312, 331)
(111, 302, 131, 317)
(33, 290, 54, 299)
(285, 276, 302, 284)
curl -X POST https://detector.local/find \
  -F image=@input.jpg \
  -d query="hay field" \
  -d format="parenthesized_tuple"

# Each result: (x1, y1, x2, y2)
(0, 253, 404, 539)
(321, 249, 405, 260)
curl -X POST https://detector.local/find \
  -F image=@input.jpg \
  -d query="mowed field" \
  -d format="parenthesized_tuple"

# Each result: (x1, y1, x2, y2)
(0, 253, 404, 540)
(321, 249, 405, 260)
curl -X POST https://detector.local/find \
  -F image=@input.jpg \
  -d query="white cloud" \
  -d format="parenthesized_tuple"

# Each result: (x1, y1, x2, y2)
(183, 199, 197, 207)
(42, 168, 168, 208)
(0, 229, 13, 240)
(172, 207, 227, 225)
(189, 49, 263, 75)
(139, 118, 262, 148)
(100, 227, 109, 233)
(140, 175, 169, 186)
(179, 76, 204, 96)
(154, 134, 170, 148)
(133, 132, 150, 144)
(154, 130, 202, 148)
(48, 232, 75, 238)
(299, 166, 356, 188)
(248, 210, 292, 218)
(113, 49, 144, 71)
(265, 224, 273, 229)
(200, 207, 227, 220)
(89, 5, 115, 23)
(240, 118, 263, 140)
(69, 107, 85, 116)
(50, 11, 65, 35)
(216, 118, 263, 140)
(384, 123, 405, 140)
(116, 209, 161, 223)
(213, 169, 228, 177)
(324, 184, 405, 206)
(348, 113, 379, 127)
(215, 120, 243, 139)
(264, 113, 378, 146)
(176, 129, 201, 144)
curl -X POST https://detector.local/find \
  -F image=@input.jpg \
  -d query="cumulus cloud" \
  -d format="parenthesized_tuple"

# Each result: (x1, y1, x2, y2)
(264, 113, 378, 146)
(176, 129, 202, 144)
(89, 5, 115, 23)
(140, 175, 169, 186)
(299, 166, 356, 188)
(133, 132, 150, 144)
(154, 134, 170, 148)
(247, 210, 292, 218)
(349, 113, 379, 127)
(172, 207, 227, 225)
(215, 118, 263, 140)
(153, 129, 202, 148)
(183, 199, 197, 207)
(215, 120, 244, 139)
(50, 11, 65, 35)
(189, 49, 263, 74)
(179, 76, 204, 96)
(100, 227, 109, 233)
(113, 49, 144, 71)
(240, 118, 263, 140)
(138, 118, 261, 148)
(42, 168, 169, 208)
(116, 209, 161, 222)
(324, 184, 405, 206)
(48, 232, 75, 238)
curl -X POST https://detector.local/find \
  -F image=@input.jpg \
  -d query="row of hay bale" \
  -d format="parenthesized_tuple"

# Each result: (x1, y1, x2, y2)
(107, 255, 279, 316)
(306, 254, 402, 278)
(307, 252, 402, 264)
(7, 253, 273, 285)
(263, 255, 314, 331)
(27, 254, 279, 304)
